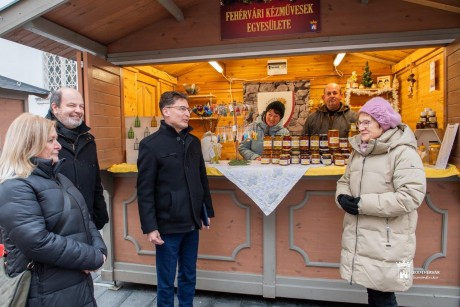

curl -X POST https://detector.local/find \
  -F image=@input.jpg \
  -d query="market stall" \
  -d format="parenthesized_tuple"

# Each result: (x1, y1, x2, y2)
(100, 162, 460, 306)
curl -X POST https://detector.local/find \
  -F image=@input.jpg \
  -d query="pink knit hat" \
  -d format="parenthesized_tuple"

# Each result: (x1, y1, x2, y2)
(359, 97, 401, 131)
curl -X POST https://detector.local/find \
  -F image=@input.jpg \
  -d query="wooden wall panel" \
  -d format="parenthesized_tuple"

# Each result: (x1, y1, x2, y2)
(446, 39, 460, 168)
(0, 97, 25, 147)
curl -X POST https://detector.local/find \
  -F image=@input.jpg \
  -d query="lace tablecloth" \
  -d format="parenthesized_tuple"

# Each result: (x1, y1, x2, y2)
(213, 162, 323, 215)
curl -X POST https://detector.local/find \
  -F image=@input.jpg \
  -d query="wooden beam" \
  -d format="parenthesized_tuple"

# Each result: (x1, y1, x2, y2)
(136, 66, 178, 84)
(402, 0, 460, 14)
(24, 17, 107, 57)
(352, 53, 397, 65)
(157, 0, 184, 22)
(0, 0, 67, 36)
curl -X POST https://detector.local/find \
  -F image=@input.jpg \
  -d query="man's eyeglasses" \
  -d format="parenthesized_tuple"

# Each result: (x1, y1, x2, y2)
(165, 106, 192, 113)
(357, 120, 372, 128)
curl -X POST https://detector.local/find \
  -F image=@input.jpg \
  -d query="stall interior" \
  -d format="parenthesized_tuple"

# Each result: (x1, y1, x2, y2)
(122, 47, 446, 160)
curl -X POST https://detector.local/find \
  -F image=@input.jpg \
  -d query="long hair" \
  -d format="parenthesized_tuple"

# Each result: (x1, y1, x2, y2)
(0, 113, 56, 183)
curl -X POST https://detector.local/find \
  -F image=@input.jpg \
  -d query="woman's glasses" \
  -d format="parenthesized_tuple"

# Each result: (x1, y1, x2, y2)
(357, 120, 372, 128)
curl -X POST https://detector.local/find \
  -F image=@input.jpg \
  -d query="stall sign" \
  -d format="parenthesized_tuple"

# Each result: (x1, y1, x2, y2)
(221, 0, 320, 40)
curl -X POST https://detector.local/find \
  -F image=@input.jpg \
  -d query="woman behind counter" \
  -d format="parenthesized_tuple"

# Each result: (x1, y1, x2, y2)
(0, 113, 107, 307)
(238, 101, 290, 160)
(335, 97, 426, 307)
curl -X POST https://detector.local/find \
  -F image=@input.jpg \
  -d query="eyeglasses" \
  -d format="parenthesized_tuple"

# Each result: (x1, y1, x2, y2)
(165, 106, 192, 113)
(357, 120, 372, 128)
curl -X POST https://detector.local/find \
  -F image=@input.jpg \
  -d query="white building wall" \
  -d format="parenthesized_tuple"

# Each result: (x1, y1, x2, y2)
(0, 38, 50, 116)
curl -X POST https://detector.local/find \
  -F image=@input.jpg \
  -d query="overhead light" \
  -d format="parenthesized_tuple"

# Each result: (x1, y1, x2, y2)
(209, 61, 223, 74)
(333, 53, 346, 67)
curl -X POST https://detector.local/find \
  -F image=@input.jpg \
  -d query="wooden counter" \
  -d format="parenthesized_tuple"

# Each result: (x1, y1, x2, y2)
(99, 165, 460, 306)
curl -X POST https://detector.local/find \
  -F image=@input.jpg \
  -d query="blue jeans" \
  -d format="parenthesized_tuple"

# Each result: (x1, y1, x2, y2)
(155, 229, 199, 307)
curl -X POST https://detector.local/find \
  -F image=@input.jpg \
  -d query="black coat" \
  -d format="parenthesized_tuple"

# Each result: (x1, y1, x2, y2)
(0, 159, 107, 307)
(137, 121, 214, 235)
(46, 110, 109, 230)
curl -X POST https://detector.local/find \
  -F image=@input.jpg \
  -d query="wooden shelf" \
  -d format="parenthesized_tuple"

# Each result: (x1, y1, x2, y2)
(188, 94, 216, 99)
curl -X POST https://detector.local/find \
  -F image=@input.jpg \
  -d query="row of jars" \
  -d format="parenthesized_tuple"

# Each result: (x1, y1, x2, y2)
(261, 149, 351, 166)
(263, 130, 350, 152)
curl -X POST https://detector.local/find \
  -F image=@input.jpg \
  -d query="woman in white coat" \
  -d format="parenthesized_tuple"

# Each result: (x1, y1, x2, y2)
(336, 97, 426, 307)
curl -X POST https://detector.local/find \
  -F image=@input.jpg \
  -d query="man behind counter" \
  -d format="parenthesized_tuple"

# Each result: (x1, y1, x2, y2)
(302, 83, 357, 137)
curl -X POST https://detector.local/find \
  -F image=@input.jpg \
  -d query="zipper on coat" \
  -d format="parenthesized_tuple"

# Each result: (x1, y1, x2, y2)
(386, 217, 391, 247)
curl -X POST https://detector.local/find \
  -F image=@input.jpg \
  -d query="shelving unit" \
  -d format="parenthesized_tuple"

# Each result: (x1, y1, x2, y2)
(188, 94, 219, 133)
(344, 78, 400, 111)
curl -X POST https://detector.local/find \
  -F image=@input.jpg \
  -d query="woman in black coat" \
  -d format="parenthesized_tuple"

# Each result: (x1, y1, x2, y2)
(0, 113, 107, 306)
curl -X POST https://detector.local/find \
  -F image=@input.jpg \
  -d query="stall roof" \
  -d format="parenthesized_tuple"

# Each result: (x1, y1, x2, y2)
(0, 0, 458, 66)
(0, 75, 50, 98)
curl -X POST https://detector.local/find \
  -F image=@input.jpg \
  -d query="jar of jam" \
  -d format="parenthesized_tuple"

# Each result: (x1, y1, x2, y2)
(321, 153, 332, 165)
(273, 136, 283, 151)
(334, 153, 345, 166)
(339, 137, 349, 149)
(300, 135, 309, 151)
(310, 134, 320, 151)
(261, 152, 271, 164)
(263, 136, 273, 151)
(311, 152, 321, 164)
(279, 154, 290, 166)
(271, 150, 281, 164)
(300, 152, 310, 165)
(319, 134, 328, 150)
(282, 135, 292, 151)
(291, 136, 300, 150)
(328, 130, 339, 149)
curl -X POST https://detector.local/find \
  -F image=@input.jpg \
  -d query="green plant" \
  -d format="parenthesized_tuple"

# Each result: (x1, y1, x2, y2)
(362, 62, 373, 88)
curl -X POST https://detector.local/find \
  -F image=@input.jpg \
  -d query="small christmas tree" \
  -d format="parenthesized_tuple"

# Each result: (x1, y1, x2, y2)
(362, 62, 373, 88)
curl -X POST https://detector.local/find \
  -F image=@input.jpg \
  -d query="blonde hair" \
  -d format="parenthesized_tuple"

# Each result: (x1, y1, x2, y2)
(0, 113, 56, 183)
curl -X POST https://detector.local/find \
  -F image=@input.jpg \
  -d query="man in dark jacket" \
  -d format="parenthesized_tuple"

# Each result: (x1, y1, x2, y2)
(137, 91, 214, 307)
(302, 83, 358, 137)
(46, 88, 109, 230)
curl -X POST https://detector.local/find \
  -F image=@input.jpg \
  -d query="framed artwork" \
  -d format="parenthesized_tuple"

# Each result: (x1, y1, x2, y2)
(257, 91, 294, 127)
(377, 76, 392, 88)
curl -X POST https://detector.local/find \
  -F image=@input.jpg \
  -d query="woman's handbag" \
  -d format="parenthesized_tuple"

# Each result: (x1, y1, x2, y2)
(0, 256, 32, 307)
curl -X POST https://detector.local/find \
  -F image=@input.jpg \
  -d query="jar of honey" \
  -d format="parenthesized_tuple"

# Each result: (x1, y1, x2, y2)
(311, 152, 321, 164)
(321, 153, 332, 165)
(272, 136, 282, 151)
(261, 152, 271, 164)
(300, 135, 309, 151)
(339, 137, 349, 149)
(328, 130, 339, 149)
(279, 154, 290, 166)
(310, 134, 320, 151)
(291, 136, 300, 150)
(282, 135, 292, 151)
(271, 150, 281, 164)
(334, 153, 345, 166)
(263, 136, 273, 151)
(291, 149, 300, 164)
(428, 142, 440, 165)
(341, 149, 351, 165)
(300, 152, 310, 165)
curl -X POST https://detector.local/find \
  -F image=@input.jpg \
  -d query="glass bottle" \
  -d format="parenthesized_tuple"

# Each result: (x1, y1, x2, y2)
(327, 129, 339, 149)
(151, 116, 158, 127)
(310, 134, 320, 151)
(144, 127, 150, 138)
(349, 123, 359, 137)
(300, 152, 310, 165)
(300, 135, 309, 151)
(134, 138, 139, 150)
(319, 134, 328, 150)
(273, 136, 283, 151)
(263, 136, 273, 152)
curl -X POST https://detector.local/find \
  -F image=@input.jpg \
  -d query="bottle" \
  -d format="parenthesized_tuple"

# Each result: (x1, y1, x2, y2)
(134, 115, 141, 127)
(282, 135, 292, 151)
(311, 152, 321, 164)
(261, 152, 271, 164)
(327, 129, 339, 149)
(144, 127, 150, 138)
(310, 134, 320, 151)
(151, 116, 157, 127)
(273, 136, 283, 151)
(349, 123, 359, 137)
(271, 150, 281, 164)
(263, 136, 273, 152)
(419, 112, 427, 128)
(319, 134, 328, 150)
(300, 135, 309, 151)
(300, 152, 310, 165)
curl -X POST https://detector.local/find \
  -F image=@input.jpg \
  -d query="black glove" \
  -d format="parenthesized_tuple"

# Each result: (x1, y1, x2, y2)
(337, 194, 360, 215)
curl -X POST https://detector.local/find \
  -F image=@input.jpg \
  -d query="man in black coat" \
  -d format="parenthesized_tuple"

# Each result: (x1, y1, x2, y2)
(46, 88, 109, 230)
(137, 91, 214, 307)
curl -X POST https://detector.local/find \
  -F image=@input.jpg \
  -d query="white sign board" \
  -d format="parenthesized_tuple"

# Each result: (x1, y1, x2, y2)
(435, 123, 459, 169)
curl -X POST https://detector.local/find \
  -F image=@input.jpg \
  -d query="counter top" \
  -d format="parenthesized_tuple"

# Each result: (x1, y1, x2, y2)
(107, 162, 460, 178)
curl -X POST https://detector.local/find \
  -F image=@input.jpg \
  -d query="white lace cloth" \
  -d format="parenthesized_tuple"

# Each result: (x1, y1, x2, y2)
(213, 162, 323, 215)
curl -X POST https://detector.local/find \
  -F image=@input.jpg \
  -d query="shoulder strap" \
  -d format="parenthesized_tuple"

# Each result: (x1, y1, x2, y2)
(51, 192, 71, 233)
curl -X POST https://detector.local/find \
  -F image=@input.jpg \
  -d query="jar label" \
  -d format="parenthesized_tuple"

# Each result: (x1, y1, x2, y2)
(300, 140, 309, 147)
(311, 140, 319, 147)
(273, 140, 282, 147)
(320, 140, 328, 147)
(301, 158, 310, 165)
(279, 159, 289, 166)
(263, 140, 272, 147)
(291, 140, 300, 147)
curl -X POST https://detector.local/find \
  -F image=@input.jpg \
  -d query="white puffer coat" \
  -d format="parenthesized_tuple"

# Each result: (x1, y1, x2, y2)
(336, 124, 426, 292)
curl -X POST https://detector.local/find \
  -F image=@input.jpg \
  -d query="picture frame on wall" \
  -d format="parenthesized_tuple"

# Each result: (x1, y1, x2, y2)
(377, 76, 392, 88)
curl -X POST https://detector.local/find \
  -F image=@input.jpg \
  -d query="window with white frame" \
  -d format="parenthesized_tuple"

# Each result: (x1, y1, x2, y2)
(43, 53, 77, 91)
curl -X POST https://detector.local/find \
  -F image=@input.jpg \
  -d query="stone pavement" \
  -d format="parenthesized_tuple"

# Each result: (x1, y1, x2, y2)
(93, 276, 366, 307)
